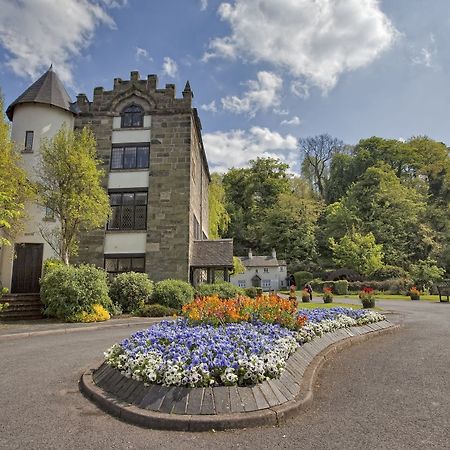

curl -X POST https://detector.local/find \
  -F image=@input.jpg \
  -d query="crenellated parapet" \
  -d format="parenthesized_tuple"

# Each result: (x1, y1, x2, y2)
(75, 71, 193, 116)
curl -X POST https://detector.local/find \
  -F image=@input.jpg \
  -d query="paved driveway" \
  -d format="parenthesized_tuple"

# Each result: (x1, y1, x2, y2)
(0, 300, 449, 450)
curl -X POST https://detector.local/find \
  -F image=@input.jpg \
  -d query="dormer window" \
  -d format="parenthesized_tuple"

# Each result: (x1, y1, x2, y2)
(121, 104, 143, 128)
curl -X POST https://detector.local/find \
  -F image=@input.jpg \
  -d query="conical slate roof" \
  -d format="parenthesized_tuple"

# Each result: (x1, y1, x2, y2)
(6, 66, 74, 120)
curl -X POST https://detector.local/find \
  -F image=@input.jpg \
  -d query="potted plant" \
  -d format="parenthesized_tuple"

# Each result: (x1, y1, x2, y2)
(301, 289, 311, 303)
(409, 286, 420, 301)
(359, 287, 376, 308)
(323, 287, 333, 303)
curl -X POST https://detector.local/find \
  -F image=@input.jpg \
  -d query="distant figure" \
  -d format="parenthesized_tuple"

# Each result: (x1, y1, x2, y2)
(304, 283, 313, 301)
(288, 274, 296, 288)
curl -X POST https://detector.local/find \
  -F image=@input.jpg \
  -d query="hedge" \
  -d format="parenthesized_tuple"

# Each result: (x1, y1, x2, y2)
(152, 279, 195, 310)
(109, 272, 153, 313)
(195, 282, 244, 299)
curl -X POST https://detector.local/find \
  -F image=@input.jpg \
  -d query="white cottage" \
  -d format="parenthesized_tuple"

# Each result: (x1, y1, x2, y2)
(230, 249, 287, 291)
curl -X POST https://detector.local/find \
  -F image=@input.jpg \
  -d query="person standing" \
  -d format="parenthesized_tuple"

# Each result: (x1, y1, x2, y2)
(304, 283, 313, 301)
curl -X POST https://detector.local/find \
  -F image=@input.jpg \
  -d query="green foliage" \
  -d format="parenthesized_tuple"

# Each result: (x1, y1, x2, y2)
(37, 126, 110, 263)
(329, 231, 384, 277)
(409, 258, 445, 291)
(334, 280, 349, 295)
(243, 287, 259, 298)
(294, 271, 313, 289)
(231, 256, 246, 275)
(43, 258, 65, 275)
(372, 265, 409, 280)
(109, 272, 154, 313)
(135, 303, 177, 317)
(323, 288, 333, 303)
(152, 279, 195, 310)
(0, 97, 34, 246)
(195, 282, 244, 299)
(40, 264, 112, 322)
(209, 173, 231, 239)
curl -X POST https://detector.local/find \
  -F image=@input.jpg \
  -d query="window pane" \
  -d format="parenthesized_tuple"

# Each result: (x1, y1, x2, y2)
(135, 192, 147, 205)
(122, 193, 134, 205)
(25, 131, 34, 151)
(109, 206, 121, 229)
(123, 147, 136, 169)
(121, 206, 134, 228)
(121, 114, 132, 128)
(137, 147, 149, 168)
(104, 258, 117, 272)
(135, 205, 147, 229)
(110, 193, 122, 206)
(131, 113, 143, 127)
(118, 258, 132, 272)
(132, 257, 145, 271)
(111, 148, 123, 169)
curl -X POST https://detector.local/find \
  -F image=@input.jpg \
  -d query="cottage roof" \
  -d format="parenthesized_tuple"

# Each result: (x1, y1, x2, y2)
(6, 66, 75, 120)
(190, 239, 234, 267)
(239, 255, 287, 268)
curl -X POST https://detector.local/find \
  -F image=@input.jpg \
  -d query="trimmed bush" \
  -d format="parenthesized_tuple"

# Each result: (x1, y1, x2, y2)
(152, 279, 195, 310)
(195, 282, 244, 299)
(294, 271, 313, 289)
(310, 279, 335, 293)
(243, 287, 259, 298)
(109, 272, 154, 313)
(136, 303, 177, 317)
(41, 264, 112, 322)
(372, 265, 408, 280)
(42, 258, 64, 275)
(334, 280, 349, 295)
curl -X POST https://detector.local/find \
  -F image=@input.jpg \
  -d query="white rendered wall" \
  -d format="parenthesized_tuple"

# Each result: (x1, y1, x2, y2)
(108, 171, 149, 189)
(230, 265, 287, 291)
(111, 115, 151, 144)
(0, 104, 74, 290)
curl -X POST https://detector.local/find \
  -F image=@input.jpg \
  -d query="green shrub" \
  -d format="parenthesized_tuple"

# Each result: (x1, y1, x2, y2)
(334, 280, 349, 295)
(294, 271, 313, 289)
(372, 265, 408, 280)
(136, 303, 177, 317)
(310, 279, 335, 293)
(152, 279, 194, 310)
(42, 258, 64, 275)
(109, 272, 153, 313)
(195, 282, 244, 299)
(243, 287, 259, 298)
(41, 264, 112, 322)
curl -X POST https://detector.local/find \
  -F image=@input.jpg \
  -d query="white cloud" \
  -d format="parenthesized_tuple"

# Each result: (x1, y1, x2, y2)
(204, 0, 397, 91)
(412, 34, 437, 68)
(273, 108, 289, 116)
(203, 126, 297, 172)
(135, 47, 153, 62)
(200, 0, 208, 11)
(221, 71, 282, 116)
(162, 56, 178, 78)
(281, 116, 301, 126)
(0, 0, 123, 85)
(290, 80, 310, 99)
(200, 100, 217, 113)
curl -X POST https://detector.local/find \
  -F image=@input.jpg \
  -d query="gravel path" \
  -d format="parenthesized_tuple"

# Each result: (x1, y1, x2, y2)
(0, 300, 449, 450)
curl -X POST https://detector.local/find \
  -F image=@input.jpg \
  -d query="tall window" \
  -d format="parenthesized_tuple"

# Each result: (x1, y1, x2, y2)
(121, 104, 144, 128)
(108, 191, 147, 230)
(193, 215, 201, 239)
(24, 131, 34, 152)
(104, 255, 145, 278)
(111, 144, 149, 170)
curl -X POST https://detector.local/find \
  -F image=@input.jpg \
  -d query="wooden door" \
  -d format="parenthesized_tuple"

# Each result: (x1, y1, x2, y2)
(11, 244, 44, 293)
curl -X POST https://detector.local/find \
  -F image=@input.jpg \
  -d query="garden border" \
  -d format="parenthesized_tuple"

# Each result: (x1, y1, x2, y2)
(79, 320, 400, 431)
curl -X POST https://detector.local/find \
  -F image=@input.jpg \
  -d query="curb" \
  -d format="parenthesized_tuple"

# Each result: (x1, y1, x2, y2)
(0, 318, 164, 341)
(79, 322, 401, 431)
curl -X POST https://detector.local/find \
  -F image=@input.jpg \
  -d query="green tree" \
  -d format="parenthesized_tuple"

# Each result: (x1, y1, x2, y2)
(0, 97, 34, 246)
(329, 230, 384, 276)
(37, 126, 110, 264)
(409, 258, 445, 291)
(208, 173, 230, 239)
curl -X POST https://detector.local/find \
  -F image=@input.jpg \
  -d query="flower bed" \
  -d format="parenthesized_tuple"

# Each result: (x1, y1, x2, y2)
(104, 299, 385, 388)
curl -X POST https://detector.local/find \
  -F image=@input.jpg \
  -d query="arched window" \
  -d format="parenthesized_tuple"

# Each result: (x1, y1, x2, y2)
(121, 104, 144, 128)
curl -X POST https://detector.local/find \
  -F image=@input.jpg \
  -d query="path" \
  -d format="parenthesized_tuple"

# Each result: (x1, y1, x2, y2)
(0, 300, 448, 449)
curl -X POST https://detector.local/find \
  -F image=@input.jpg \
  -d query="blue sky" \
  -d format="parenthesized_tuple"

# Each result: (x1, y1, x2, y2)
(1, 0, 449, 173)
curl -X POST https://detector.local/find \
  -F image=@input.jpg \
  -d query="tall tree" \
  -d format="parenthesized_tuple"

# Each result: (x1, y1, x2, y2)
(37, 126, 110, 264)
(299, 134, 346, 198)
(208, 173, 230, 239)
(0, 96, 33, 246)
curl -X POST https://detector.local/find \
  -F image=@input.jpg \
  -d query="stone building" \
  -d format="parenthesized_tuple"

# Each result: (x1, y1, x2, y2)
(0, 67, 233, 295)
(230, 249, 287, 291)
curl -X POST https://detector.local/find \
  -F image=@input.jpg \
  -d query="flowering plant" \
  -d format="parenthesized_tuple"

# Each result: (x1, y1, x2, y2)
(409, 286, 420, 300)
(359, 287, 376, 308)
(323, 287, 333, 303)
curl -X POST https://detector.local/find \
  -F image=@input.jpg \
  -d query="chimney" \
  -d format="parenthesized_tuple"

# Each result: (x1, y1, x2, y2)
(271, 248, 277, 259)
(248, 249, 253, 259)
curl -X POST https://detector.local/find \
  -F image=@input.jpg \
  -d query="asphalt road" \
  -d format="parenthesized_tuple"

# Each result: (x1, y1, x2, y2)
(1, 300, 449, 450)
